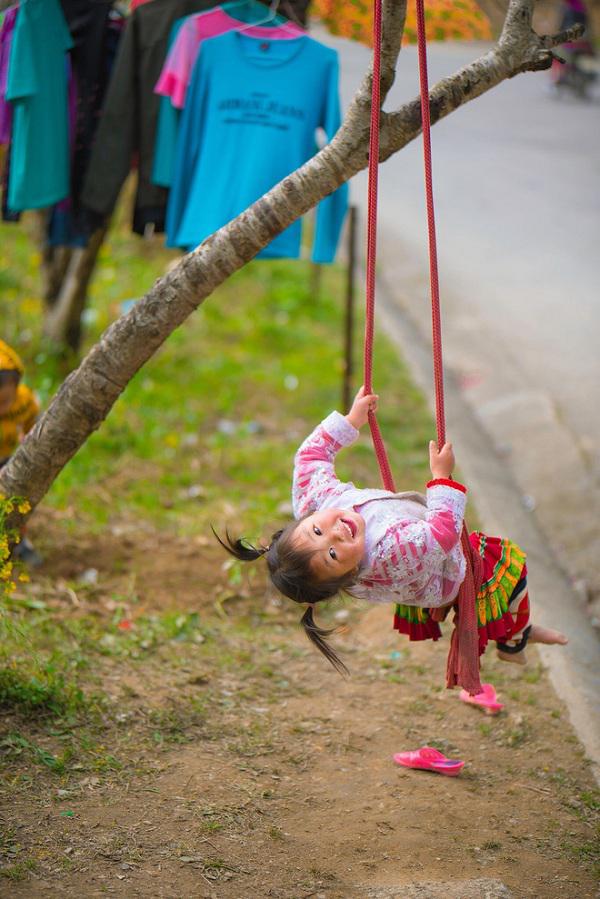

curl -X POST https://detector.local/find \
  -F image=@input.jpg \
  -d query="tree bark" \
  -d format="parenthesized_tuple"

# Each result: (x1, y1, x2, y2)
(0, 0, 582, 520)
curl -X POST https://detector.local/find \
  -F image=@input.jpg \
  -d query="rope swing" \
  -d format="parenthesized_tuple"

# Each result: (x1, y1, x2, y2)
(363, 0, 483, 694)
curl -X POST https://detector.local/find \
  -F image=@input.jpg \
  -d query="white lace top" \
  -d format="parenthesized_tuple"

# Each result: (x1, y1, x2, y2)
(292, 412, 468, 608)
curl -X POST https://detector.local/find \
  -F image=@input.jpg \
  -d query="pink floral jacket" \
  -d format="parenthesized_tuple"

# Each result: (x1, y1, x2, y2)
(292, 412, 468, 608)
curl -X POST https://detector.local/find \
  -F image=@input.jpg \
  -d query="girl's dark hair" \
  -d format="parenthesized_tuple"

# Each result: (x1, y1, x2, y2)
(0, 370, 21, 388)
(212, 520, 356, 675)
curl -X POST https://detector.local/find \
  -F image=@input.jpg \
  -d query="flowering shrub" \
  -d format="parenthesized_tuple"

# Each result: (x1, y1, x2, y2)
(0, 494, 30, 602)
(311, 0, 492, 46)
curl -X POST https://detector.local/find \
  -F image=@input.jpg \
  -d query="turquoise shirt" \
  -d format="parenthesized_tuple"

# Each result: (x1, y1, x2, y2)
(152, 17, 186, 190)
(6, 0, 72, 211)
(166, 32, 348, 263)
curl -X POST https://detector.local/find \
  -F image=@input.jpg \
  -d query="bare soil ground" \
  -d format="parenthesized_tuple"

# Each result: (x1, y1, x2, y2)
(1, 515, 598, 898)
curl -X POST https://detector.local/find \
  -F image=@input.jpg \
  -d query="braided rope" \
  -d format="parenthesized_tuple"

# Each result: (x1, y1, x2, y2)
(415, 0, 446, 448)
(364, 0, 396, 492)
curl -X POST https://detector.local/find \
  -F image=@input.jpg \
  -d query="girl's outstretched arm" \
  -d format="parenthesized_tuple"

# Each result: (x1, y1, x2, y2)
(292, 387, 378, 519)
(292, 412, 359, 518)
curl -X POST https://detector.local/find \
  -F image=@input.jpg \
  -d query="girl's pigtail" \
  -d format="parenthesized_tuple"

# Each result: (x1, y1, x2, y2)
(211, 526, 268, 562)
(300, 605, 349, 677)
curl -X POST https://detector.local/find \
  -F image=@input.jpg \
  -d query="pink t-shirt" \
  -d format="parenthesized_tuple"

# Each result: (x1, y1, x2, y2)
(155, 8, 304, 109)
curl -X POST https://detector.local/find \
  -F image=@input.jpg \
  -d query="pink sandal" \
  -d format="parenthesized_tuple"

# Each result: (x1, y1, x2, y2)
(393, 746, 464, 777)
(459, 682, 504, 715)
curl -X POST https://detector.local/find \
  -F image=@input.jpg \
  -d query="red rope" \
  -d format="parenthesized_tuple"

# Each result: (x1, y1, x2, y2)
(364, 0, 396, 492)
(415, 0, 446, 448)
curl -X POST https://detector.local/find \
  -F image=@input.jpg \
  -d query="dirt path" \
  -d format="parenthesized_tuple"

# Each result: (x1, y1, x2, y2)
(1, 522, 598, 897)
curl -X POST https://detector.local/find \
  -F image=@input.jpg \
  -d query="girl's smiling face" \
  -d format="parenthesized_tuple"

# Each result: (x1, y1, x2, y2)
(292, 507, 365, 581)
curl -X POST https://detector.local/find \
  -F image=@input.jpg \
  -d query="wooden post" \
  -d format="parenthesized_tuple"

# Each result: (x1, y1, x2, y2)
(342, 205, 357, 412)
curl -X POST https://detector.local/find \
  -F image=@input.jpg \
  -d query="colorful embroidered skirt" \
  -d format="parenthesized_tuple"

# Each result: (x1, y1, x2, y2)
(393, 532, 529, 654)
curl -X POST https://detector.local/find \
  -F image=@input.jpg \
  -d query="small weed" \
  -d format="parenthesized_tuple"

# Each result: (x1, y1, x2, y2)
(386, 673, 406, 684)
(482, 840, 502, 851)
(0, 858, 37, 881)
(0, 732, 70, 774)
(308, 866, 337, 882)
(505, 719, 531, 748)
(148, 704, 204, 745)
(202, 820, 224, 833)
(0, 666, 87, 718)
(479, 722, 492, 737)
(562, 838, 600, 876)
(580, 790, 599, 811)
(523, 665, 543, 684)
(269, 825, 285, 841)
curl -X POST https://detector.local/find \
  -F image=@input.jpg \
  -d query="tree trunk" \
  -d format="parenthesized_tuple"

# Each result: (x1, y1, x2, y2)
(0, 0, 581, 520)
(42, 227, 108, 352)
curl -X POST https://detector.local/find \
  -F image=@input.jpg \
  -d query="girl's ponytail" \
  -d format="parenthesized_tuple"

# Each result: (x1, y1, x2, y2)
(214, 521, 356, 675)
(212, 527, 273, 561)
(300, 605, 349, 676)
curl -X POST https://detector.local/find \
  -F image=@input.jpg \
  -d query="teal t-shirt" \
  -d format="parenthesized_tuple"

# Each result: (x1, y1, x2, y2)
(166, 32, 348, 264)
(151, 17, 186, 190)
(6, 0, 72, 211)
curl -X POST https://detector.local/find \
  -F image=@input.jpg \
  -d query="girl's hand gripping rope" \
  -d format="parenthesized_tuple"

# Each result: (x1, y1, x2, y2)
(346, 385, 379, 430)
(429, 440, 455, 480)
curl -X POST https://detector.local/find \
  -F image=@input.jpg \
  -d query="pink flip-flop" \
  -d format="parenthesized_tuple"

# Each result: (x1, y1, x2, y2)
(459, 682, 504, 716)
(393, 746, 464, 777)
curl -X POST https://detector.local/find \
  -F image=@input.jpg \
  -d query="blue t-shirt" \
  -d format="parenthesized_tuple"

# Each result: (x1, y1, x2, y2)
(6, 0, 72, 211)
(166, 32, 348, 263)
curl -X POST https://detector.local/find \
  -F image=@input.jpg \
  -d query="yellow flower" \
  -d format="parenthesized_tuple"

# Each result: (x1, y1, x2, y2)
(17, 501, 31, 514)
(18, 573, 30, 583)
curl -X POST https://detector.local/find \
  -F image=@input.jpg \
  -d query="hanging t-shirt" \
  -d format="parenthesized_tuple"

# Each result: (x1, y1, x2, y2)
(6, 0, 73, 211)
(152, 8, 303, 188)
(167, 32, 348, 264)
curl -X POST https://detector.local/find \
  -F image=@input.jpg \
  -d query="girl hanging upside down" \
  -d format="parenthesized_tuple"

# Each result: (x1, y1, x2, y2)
(215, 387, 567, 674)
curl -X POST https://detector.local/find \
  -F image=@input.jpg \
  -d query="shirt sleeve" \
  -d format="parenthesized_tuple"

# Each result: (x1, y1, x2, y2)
(6, 13, 37, 102)
(155, 16, 198, 110)
(292, 411, 358, 519)
(374, 480, 467, 584)
(311, 51, 348, 264)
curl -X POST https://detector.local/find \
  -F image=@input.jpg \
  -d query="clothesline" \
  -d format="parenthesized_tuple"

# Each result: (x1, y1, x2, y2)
(0, 0, 348, 266)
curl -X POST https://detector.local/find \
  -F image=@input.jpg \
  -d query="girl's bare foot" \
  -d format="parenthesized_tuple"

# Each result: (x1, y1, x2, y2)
(529, 625, 568, 646)
(497, 648, 527, 666)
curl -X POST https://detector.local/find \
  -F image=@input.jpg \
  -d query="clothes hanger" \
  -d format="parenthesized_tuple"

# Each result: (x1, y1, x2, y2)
(221, 0, 287, 28)
(233, 0, 303, 36)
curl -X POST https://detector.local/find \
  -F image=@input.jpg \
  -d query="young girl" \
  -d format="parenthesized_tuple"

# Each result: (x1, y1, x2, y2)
(216, 387, 567, 673)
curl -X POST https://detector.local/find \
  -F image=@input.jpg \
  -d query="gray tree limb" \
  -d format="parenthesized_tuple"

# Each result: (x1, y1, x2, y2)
(0, 0, 582, 520)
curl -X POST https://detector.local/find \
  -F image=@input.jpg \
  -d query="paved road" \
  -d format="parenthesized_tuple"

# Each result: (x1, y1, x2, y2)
(319, 32, 600, 602)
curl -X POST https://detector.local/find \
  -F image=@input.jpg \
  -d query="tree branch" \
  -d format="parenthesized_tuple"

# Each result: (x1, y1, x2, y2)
(380, 0, 583, 159)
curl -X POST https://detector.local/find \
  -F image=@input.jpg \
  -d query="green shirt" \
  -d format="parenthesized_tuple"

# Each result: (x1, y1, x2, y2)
(6, 0, 72, 211)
